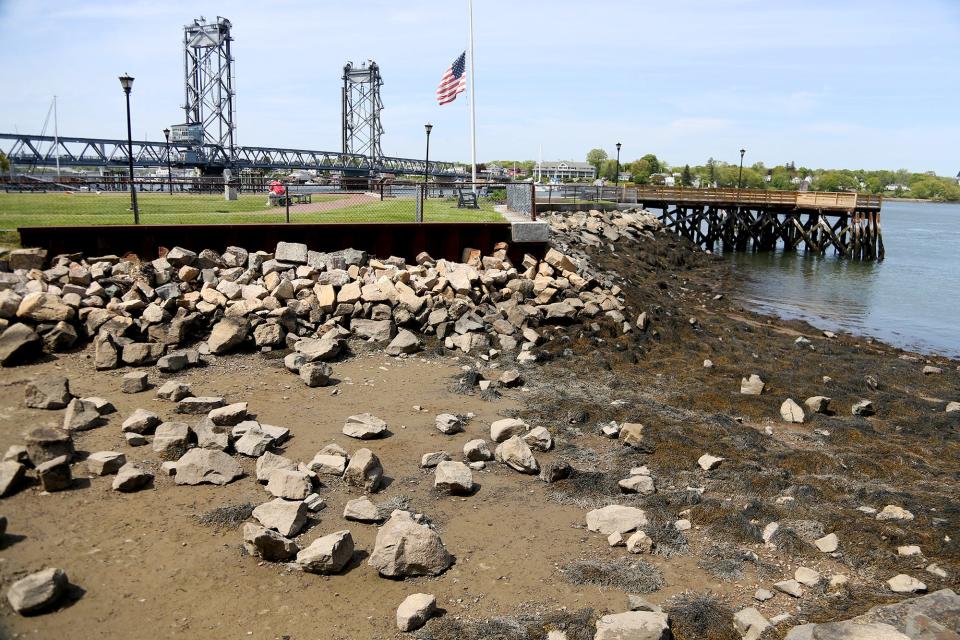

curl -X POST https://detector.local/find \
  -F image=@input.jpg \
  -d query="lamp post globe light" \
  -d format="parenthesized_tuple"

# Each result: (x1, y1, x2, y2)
(119, 73, 139, 222)
(163, 127, 172, 195)
(424, 123, 433, 189)
(615, 142, 622, 187)
(738, 148, 746, 190)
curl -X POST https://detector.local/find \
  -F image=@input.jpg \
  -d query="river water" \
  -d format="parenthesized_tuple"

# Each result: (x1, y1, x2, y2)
(725, 200, 960, 358)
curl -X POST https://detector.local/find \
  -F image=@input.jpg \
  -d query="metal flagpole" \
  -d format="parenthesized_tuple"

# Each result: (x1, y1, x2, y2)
(468, 0, 477, 191)
(53, 95, 60, 179)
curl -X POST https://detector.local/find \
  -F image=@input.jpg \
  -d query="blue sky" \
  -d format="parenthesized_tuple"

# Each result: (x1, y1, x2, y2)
(1, 0, 958, 174)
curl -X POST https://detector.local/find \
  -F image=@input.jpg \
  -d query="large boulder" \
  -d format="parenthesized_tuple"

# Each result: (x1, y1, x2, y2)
(785, 589, 960, 640)
(93, 332, 120, 370)
(463, 439, 493, 462)
(0, 460, 26, 497)
(296, 530, 355, 574)
(192, 417, 230, 451)
(121, 408, 161, 434)
(368, 510, 453, 577)
(36, 455, 72, 492)
(208, 402, 248, 426)
(7, 247, 47, 270)
(295, 334, 341, 362)
(308, 453, 348, 476)
(396, 593, 437, 632)
(342, 413, 388, 439)
(435, 413, 465, 435)
(0, 323, 42, 366)
(174, 449, 243, 486)
(86, 451, 126, 476)
(24, 376, 72, 409)
(343, 496, 381, 522)
(152, 422, 192, 460)
(490, 418, 527, 442)
(207, 318, 248, 354)
(121, 342, 165, 366)
(252, 498, 308, 537)
(24, 427, 73, 465)
(62, 398, 101, 432)
(741, 374, 765, 395)
(594, 611, 671, 640)
(300, 362, 333, 387)
(343, 448, 383, 492)
(351, 319, 395, 342)
(733, 607, 772, 640)
(256, 451, 297, 483)
(385, 330, 421, 356)
(433, 461, 473, 494)
(275, 241, 308, 264)
(619, 422, 645, 448)
(243, 523, 299, 562)
(16, 292, 74, 323)
(780, 398, 806, 423)
(266, 469, 312, 500)
(6, 567, 69, 615)
(586, 505, 649, 535)
(112, 463, 153, 492)
(233, 425, 273, 457)
(494, 436, 539, 474)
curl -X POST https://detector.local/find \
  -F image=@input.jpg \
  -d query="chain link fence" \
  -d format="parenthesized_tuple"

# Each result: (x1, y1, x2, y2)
(1, 178, 533, 231)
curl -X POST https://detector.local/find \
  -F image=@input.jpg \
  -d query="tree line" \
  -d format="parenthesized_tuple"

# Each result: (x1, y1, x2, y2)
(488, 149, 960, 202)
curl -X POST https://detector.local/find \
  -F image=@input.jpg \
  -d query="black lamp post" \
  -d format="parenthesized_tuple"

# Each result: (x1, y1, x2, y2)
(119, 73, 139, 222)
(424, 124, 432, 192)
(163, 127, 172, 195)
(614, 142, 622, 187)
(738, 148, 746, 190)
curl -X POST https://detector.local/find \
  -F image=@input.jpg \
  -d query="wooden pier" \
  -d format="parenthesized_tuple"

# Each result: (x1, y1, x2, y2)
(626, 187, 884, 260)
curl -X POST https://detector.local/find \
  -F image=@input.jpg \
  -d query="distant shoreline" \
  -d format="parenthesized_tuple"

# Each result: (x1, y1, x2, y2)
(883, 196, 960, 204)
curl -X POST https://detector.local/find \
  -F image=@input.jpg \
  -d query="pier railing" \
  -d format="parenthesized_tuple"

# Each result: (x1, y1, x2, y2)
(627, 186, 881, 211)
(534, 184, 882, 212)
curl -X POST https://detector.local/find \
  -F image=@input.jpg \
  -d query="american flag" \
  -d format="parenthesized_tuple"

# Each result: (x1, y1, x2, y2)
(436, 51, 467, 105)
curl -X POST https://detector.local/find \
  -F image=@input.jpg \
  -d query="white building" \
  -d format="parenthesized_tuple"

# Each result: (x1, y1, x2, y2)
(536, 161, 596, 181)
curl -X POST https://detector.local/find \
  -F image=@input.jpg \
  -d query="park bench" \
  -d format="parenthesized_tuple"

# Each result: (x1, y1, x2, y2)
(456, 188, 479, 209)
(268, 192, 312, 206)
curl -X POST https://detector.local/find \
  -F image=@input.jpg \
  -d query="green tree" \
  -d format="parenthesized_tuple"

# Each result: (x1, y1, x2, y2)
(0, 151, 8, 173)
(706, 157, 717, 186)
(813, 171, 859, 192)
(638, 153, 660, 175)
(769, 170, 795, 190)
(599, 159, 618, 181)
(716, 165, 764, 188)
(909, 175, 960, 201)
(586, 148, 608, 171)
(681, 164, 693, 186)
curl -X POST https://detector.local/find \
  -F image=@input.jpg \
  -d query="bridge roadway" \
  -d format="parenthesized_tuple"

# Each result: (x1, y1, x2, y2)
(0, 133, 462, 177)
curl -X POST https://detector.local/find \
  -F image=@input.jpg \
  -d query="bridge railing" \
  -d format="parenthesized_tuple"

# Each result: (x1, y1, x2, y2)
(0, 177, 526, 229)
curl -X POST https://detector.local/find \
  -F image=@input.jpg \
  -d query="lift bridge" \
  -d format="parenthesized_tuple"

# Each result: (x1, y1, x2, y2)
(1, 16, 461, 178)
(0, 132, 461, 177)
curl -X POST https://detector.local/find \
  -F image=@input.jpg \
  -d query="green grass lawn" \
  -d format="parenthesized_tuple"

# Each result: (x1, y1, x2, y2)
(311, 198, 504, 223)
(0, 192, 505, 227)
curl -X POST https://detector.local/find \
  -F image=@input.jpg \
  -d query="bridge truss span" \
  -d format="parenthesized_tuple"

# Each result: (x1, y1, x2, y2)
(0, 133, 462, 177)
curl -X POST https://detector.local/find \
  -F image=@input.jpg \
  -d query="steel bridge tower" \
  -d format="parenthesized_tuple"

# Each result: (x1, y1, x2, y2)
(341, 61, 383, 163)
(183, 16, 236, 159)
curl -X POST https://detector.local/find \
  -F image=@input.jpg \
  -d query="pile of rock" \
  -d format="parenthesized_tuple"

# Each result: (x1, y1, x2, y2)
(0, 228, 654, 370)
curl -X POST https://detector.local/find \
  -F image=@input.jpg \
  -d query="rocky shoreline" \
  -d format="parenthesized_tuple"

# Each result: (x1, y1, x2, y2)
(0, 209, 958, 639)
